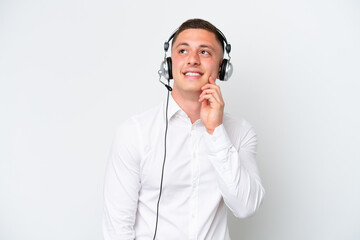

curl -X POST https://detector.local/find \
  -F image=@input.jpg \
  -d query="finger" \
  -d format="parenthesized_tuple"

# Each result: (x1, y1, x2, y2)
(199, 95, 221, 106)
(209, 76, 216, 85)
(199, 94, 218, 105)
(202, 77, 216, 90)
(201, 76, 216, 90)
(199, 89, 222, 103)
(201, 82, 220, 92)
(201, 84, 223, 100)
(199, 92, 223, 107)
(199, 88, 216, 98)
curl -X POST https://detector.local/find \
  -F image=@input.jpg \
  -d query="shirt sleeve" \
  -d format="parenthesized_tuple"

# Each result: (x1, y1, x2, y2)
(102, 119, 141, 240)
(203, 123, 265, 218)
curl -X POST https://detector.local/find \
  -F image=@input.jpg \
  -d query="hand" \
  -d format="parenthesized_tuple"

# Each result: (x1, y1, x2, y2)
(199, 76, 224, 134)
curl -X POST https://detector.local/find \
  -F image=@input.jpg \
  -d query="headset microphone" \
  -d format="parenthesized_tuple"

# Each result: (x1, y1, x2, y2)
(158, 69, 173, 91)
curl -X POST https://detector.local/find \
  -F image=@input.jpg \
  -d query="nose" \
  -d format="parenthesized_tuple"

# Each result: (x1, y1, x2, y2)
(187, 51, 200, 65)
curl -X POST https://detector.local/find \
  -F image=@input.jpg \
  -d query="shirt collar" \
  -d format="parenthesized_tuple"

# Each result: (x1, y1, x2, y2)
(166, 93, 181, 120)
(163, 93, 193, 122)
(164, 94, 203, 127)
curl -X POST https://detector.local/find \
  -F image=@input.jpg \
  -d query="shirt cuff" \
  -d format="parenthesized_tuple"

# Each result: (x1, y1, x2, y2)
(203, 124, 232, 155)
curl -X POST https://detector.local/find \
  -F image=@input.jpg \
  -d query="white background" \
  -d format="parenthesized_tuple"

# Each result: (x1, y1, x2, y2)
(1, 0, 359, 239)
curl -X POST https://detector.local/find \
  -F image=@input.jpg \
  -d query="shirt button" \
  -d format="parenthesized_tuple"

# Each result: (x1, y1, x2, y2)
(193, 152, 197, 158)
(212, 137, 216, 142)
(193, 183, 197, 188)
(192, 214, 196, 219)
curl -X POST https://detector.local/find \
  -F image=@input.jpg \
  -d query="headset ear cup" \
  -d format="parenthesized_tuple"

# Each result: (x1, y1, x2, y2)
(166, 57, 173, 80)
(219, 59, 228, 81)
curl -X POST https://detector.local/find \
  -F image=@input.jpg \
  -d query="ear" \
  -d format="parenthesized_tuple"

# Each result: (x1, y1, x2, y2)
(217, 59, 223, 79)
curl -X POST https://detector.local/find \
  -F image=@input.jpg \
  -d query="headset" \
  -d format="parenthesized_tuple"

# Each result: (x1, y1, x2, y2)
(158, 28, 233, 84)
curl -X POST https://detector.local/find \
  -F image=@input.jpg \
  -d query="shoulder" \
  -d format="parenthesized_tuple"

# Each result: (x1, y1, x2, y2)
(223, 113, 254, 133)
(223, 113, 257, 148)
(114, 103, 164, 143)
(117, 103, 163, 131)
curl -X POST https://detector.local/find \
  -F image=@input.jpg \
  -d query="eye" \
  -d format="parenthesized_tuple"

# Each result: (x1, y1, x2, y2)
(179, 49, 187, 54)
(201, 50, 210, 55)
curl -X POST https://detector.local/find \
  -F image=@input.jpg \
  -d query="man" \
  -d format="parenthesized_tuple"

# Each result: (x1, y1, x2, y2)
(103, 19, 264, 240)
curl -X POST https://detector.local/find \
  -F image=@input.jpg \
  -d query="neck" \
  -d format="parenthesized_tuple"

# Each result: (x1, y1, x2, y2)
(171, 88, 201, 124)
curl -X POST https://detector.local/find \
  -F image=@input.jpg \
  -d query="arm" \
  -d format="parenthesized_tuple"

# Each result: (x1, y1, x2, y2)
(103, 120, 141, 240)
(199, 77, 264, 218)
(203, 123, 265, 218)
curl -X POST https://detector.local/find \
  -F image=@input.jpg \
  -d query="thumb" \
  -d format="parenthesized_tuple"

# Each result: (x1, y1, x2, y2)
(209, 76, 216, 85)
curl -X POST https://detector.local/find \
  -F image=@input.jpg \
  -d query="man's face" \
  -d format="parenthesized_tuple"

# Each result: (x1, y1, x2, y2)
(171, 29, 223, 94)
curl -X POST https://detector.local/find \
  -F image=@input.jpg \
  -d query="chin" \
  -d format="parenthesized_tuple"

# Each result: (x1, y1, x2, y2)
(173, 84, 201, 94)
(183, 81, 204, 91)
(173, 76, 207, 93)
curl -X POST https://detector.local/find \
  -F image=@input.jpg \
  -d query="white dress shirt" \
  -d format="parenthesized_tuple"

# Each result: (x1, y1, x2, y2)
(103, 94, 264, 240)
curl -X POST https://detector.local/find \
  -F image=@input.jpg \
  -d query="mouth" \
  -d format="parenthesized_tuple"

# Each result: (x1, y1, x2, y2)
(183, 70, 203, 78)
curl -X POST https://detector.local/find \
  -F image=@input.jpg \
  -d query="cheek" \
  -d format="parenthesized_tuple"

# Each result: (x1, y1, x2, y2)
(206, 61, 221, 74)
(171, 57, 182, 71)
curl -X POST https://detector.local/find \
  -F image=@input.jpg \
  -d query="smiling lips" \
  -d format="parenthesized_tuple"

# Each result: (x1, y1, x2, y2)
(183, 70, 203, 78)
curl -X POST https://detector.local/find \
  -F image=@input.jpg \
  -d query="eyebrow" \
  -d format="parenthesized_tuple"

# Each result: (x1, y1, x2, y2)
(199, 44, 216, 52)
(174, 42, 190, 49)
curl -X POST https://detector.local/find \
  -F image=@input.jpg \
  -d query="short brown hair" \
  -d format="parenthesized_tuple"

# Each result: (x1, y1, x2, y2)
(172, 18, 225, 52)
